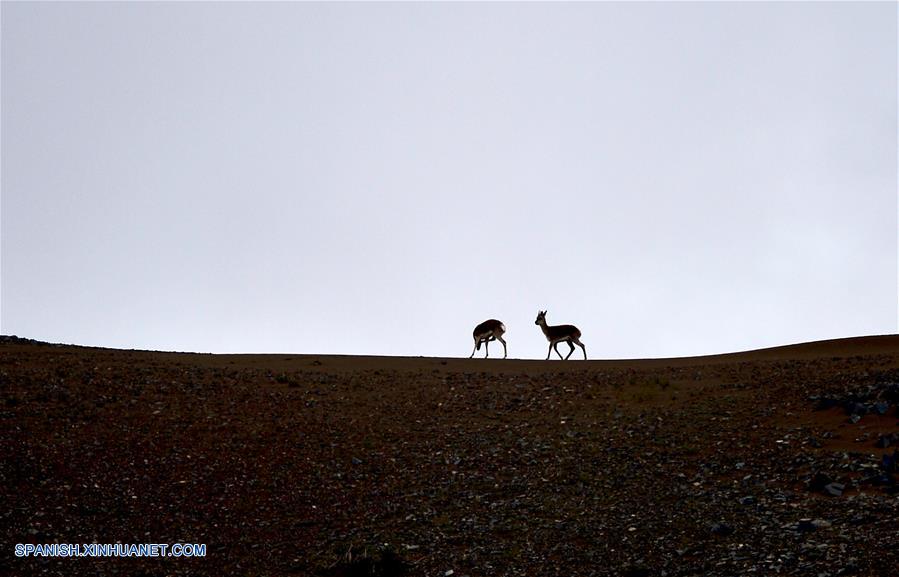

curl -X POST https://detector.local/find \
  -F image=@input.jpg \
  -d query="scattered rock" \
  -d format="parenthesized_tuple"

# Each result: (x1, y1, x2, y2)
(5, 338, 899, 576)
(710, 522, 734, 536)
(796, 519, 816, 532)
(875, 433, 896, 449)
(846, 402, 868, 417)
(824, 483, 845, 497)
(808, 472, 833, 492)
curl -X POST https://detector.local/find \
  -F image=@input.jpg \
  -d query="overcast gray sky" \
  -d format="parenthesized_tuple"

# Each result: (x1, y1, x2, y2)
(2, 2, 896, 359)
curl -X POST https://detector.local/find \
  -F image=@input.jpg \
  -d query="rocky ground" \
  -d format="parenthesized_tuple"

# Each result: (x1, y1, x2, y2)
(2, 335, 898, 576)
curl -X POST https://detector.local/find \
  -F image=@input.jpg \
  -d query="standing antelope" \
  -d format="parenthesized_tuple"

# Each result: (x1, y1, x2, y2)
(535, 310, 587, 360)
(470, 319, 507, 359)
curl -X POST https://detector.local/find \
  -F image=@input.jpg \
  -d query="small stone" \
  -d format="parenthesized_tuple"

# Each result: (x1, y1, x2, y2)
(710, 522, 734, 536)
(846, 402, 868, 416)
(739, 496, 756, 506)
(824, 482, 845, 497)
(882, 452, 897, 472)
(885, 383, 899, 402)
(808, 472, 833, 492)
(796, 518, 816, 532)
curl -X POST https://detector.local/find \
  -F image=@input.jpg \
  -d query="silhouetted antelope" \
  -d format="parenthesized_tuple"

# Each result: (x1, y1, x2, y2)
(470, 319, 507, 359)
(535, 310, 586, 360)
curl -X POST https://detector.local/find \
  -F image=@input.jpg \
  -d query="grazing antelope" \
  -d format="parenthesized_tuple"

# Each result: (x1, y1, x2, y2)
(470, 319, 507, 359)
(535, 310, 587, 360)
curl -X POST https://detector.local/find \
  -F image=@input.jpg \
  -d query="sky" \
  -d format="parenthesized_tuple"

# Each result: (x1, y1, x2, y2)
(2, 1, 897, 359)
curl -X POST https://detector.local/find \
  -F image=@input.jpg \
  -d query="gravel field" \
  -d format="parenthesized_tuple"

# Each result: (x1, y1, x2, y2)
(3, 335, 898, 576)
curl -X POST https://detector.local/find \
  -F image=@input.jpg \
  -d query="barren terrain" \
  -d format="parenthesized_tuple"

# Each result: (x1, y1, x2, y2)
(2, 335, 898, 576)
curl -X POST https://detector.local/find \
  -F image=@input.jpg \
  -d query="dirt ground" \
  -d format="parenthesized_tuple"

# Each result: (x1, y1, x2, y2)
(2, 335, 898, 576)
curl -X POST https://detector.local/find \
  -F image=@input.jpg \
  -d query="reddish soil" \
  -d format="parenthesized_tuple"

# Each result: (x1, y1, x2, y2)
(2, 335, 898, 576)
